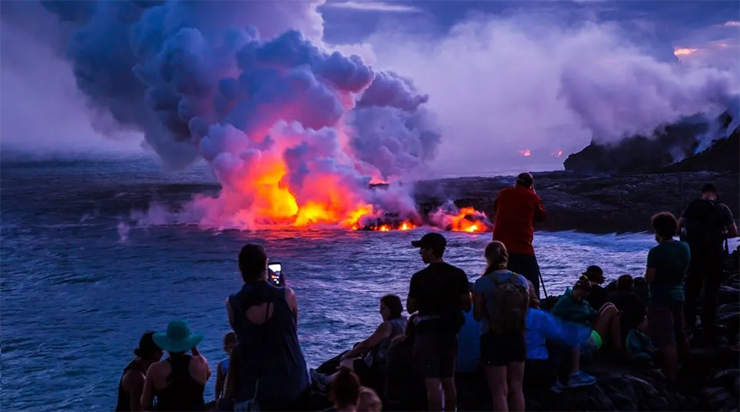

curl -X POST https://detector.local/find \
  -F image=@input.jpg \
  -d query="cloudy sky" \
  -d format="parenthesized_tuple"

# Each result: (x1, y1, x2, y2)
(1, 0, 738, 176)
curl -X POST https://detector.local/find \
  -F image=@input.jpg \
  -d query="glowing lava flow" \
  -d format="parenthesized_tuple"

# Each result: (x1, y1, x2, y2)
(519, 149, 531, 157)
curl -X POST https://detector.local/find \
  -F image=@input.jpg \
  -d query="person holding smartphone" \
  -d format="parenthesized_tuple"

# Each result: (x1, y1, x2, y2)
(226, 244, 310, 411)
(491, 172, 547, 298)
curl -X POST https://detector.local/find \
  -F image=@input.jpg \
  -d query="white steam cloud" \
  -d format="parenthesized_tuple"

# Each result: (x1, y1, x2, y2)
(358, 16, 739, 176)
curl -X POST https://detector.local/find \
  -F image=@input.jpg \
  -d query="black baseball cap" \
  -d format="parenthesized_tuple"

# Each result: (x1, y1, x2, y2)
(411, 232, 447, 250)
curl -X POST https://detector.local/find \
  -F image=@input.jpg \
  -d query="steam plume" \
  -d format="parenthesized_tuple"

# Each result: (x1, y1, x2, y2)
(39, 0, 441, 229)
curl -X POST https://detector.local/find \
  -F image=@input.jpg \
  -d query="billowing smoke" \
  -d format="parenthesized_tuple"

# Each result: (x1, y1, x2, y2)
(362, 17, 740, 175)
(38, 0, 443, 230)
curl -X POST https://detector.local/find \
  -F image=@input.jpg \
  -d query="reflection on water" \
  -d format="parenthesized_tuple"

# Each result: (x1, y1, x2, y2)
(0, 157, 665, 411)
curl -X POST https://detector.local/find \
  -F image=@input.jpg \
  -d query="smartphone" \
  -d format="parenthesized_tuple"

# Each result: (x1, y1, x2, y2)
(268, 262, 284, 287)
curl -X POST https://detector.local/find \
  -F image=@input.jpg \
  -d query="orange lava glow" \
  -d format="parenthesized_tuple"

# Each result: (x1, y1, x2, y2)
(207, 139, 489, 233)
(224, 151, 374, 230)
(552, 149, 563, 158)
(519, 149, 531, 157)
(673, 47, 698, 57)
(448, 207, 487, 232)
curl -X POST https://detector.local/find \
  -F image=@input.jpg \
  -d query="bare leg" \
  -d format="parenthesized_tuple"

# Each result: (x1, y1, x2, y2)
(440, 377, 457, 412)
(507, 362, 525, 412)
(484, 366, 508, 412)
(424, 378, 443, 411)
(595, 303, 622, 349)
(661, 344, 679, 380)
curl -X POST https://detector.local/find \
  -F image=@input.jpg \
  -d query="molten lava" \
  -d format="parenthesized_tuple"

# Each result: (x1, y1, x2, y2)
(552, 149, 563, 158)
(519, 149, 531, 157)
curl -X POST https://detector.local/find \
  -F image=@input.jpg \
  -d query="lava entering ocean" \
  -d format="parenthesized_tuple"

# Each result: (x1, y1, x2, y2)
(43, 1, 491, 233)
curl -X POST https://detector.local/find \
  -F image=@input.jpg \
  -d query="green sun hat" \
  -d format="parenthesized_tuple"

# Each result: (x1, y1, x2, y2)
(153, 319, 203, 353)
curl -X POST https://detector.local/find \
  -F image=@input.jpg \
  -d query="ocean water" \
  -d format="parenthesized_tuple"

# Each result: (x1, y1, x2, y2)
(2, 156, 661, 411)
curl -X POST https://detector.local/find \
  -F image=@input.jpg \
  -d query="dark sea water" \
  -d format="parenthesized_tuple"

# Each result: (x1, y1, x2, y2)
(2, 156, 664, 411)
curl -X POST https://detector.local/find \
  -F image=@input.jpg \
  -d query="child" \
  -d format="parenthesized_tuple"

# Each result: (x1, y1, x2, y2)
(215, 332, 237, 402)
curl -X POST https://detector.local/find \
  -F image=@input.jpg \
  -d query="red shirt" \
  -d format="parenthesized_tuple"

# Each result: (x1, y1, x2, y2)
(492, 186, 547, 256)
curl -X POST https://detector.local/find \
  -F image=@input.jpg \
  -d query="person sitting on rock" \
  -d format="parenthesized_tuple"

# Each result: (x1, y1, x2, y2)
(550, 276, 623, 356)
(115, 331, 163, 412)
(312, 295, 407, 390)
(140, 319, 210, 411)
(608, 275, 647, 344)
(227, 244, 311, 411)
(358, 387, 382, 412)
(330, 368, 363, 412)
(473, 241, 530, 412)
(645, 212, 691, 383)
(215, 331, 236, 405)
(524, 279, 597, 393)
(385, 313, 427, 411)
(583, 266, 608, 311)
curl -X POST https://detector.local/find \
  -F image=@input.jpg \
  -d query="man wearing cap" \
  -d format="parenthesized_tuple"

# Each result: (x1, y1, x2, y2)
(678, 183, 738, 339)
(407, 233, 471, 412)
(492, 172, 547, 298)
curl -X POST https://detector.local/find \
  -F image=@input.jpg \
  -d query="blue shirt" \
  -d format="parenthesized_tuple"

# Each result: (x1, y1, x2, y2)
(473, 270, 529, 334)
(456, 309, 481, 373)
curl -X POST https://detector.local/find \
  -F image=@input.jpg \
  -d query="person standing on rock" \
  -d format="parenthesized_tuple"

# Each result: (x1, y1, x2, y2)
(645, 212, 691, 384)
(678, 183, 738, 340)
(492, 172, 547, 298)
(226, 244, 311, 411)
(407, 232, 471, 412)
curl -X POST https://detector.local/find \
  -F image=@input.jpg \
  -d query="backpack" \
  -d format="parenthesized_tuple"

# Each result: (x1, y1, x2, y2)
(487, 273, 529, 334)
(684, 200, 725, 250)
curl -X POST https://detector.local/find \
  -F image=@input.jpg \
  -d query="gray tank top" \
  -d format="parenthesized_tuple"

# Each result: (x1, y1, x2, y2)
(365, 317, 407, 367)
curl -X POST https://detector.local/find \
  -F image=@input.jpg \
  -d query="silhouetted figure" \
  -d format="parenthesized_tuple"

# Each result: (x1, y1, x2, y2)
(407, 233, 471, 412)
(227, 244, 310, 411)
(115, 331, 163, 412)
(646, 212, 691, 383)
(492, 172, 547, 298)
(679, 184, 738, 339)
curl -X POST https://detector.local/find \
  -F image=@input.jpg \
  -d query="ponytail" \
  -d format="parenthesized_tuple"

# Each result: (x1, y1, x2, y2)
(484, 241, 509, 274)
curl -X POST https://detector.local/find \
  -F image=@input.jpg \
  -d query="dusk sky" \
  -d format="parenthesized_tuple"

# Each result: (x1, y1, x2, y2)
(1, 0, 738, 177)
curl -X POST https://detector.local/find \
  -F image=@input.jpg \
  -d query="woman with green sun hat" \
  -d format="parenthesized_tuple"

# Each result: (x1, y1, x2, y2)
(140, 319, 212, 411)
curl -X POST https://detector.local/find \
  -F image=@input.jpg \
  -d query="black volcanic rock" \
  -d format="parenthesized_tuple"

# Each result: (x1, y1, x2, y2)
(661, 127, 739, 173)
(564, 121, 707, 175)
(413, 171, 739, 234)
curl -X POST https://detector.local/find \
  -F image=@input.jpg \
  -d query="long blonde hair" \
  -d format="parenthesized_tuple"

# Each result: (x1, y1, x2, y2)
(484, 241, 509, 274)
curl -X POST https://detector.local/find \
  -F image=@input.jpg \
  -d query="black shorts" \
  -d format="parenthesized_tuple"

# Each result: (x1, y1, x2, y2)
(413, 333, 458, 379)
(480, 333, 526, 367)
(648, 303, 685, 347)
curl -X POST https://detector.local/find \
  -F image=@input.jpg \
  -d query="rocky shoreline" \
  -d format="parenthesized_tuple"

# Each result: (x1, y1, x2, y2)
(414, 171, 739, 234)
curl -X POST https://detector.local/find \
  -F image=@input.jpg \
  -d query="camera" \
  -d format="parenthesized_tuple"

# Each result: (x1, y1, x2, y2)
(267, 262, 285, 287)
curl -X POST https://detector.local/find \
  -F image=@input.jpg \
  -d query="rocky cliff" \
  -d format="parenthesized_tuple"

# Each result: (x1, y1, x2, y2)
(564, 109, 738, 175)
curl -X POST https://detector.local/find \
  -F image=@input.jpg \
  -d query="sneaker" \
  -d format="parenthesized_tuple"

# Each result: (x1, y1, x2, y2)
(566, 371, 597, 388)
(551, 380, 566, 393)
(309, 368, 329, 392)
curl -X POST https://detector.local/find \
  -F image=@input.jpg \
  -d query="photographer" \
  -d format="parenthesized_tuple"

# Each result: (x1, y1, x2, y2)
(226, 244, 310, 411)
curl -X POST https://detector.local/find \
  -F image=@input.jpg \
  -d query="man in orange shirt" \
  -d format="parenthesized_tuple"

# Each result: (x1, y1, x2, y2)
(492, 172, 547, 297)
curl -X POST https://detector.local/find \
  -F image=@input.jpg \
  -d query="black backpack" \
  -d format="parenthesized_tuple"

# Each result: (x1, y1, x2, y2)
(684, 199, 725, 249)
